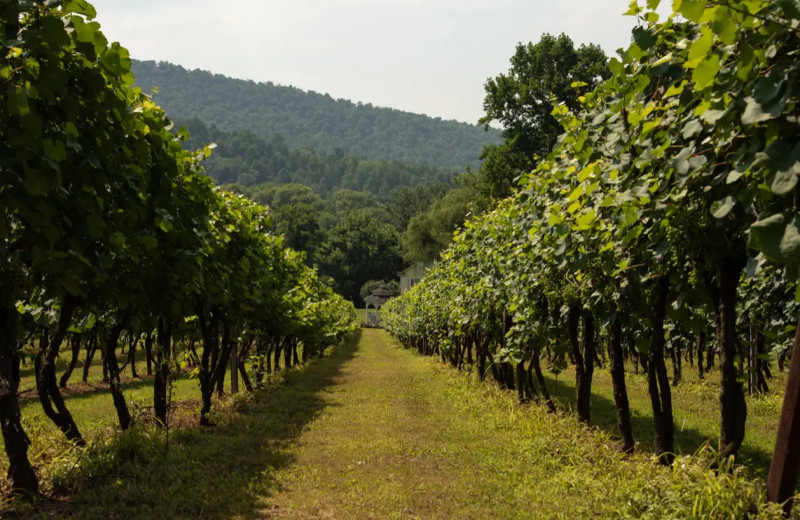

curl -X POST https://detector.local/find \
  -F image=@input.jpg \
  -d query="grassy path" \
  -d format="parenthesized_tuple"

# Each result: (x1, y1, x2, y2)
(13, 328, 779, 519)
(256, 329, 768, 519)
(261, 327, 502, 518)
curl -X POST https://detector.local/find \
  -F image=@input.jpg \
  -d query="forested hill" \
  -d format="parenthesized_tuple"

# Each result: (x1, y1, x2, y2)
(132, 60, 501, 169)
(180, 118, 457, 197)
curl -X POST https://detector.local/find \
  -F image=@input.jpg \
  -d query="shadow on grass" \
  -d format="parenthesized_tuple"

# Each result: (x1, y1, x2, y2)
(13, 330, 362, 520)
(542, 371, 772, 477)
(18, 377, 159, 404)
(17, 347, 154, 393)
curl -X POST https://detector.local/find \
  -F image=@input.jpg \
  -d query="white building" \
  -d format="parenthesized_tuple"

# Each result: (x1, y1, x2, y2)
(399, 263, 429, 293)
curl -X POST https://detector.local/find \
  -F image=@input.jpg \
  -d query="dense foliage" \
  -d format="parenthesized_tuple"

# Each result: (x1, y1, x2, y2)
(384, 0, 799, 497)
(226, 181, 456, 300)
(478, 34, 610, 198)
(133, 60, 502, 170)
(0, 0, 356, 496)
(180, 118, 459, 197)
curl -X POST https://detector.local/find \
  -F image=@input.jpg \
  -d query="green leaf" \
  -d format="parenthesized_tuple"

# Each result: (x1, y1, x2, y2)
(711, 195, 735, 218)
(110, 231, 126, 248)
(7, 85, 30, 116)
(43, 139, 66, 162)
(70, 16, 96, 43)
(743, 97, 778, 124)
(24, 169, 49, 196)
(699, 108, 725, 124)
(86, 213, 106, 238)
(608, 58, 624, 76)
(772, 167, 798, 195)
(625, 0, 643, 15)
(39, 15, 70, 47)
(712, 7, 737, 45)
(780, 215, 800, 267)
(139, 235, 158, 251)
(726, 169, 745, 184)
(770, 142, 800, 195)
(633, 27, 656, 49)
(576, 209, 596, 230)
(747, 213, 800, 267)
(578, 163, 596, 182)
(692, 55, 721, 90)
(737, 42, 755, 81)
(62, 0, 98, 19)
(101, 43, 134, 85)
(674, 0, 705, 22)
(753, 74, 783, 105)
(651, 53, 673, 67)
(779, 0, 800, 19)
(568, 185, 584, 202)
(681, 119, 703, 138)
(687, 27, 713, 67)
(664, 80, 687, 98)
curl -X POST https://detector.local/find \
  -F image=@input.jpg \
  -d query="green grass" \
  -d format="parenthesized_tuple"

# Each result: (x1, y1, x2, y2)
(2, 330, 789, 518)
(5, 336, 358, 518)
(258, 330, 785, 519)
(542, 360, 783, 476)
(6, 346, 199, 453)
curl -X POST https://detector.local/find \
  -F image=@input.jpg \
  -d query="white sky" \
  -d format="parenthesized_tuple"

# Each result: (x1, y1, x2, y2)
(93, 1, 661, 125)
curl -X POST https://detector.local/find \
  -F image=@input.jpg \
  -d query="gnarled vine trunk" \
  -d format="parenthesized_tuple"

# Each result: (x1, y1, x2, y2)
(567, 305, 593, 423)
(35, 297, 84, 445)
(0, 302, 38, 496)
(696, 331, 705, 380)
(197, 309, 220, 426)
(647, 276, 673, 465)
(718, 258, 746, 460)
(608, 319, 634, 453)
(82, 331, 98, 383)
(154, 319, 172, 427)
(59, 334, 81, 388)
(105, 320, 132, 430)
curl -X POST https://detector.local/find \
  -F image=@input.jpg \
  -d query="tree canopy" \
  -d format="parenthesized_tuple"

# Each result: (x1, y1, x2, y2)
(479, 33, 610, 198)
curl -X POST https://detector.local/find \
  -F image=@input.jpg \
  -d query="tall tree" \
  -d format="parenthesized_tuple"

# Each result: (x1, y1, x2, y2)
(479, 33, 609, 198)
(316, 209, 403, 302)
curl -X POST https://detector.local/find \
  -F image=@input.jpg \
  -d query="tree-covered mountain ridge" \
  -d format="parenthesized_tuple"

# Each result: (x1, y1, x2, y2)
(132, 60, 501, 170)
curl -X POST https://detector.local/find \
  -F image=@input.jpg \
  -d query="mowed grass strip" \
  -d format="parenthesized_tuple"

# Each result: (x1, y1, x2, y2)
(543, 362, 784, 477)
(261, 329, 782, 519)
(5, 329, 785, 518)
(4, 336, 360, 518)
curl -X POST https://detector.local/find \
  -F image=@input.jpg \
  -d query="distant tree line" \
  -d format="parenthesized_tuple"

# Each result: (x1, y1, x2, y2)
(225, 182, 466, 303)
(133, 60, 502, 170)
(180, 118, 458, 197)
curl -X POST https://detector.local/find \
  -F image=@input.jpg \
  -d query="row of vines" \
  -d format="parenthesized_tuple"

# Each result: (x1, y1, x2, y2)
(384, 0, 800, 506)
(1, 1, 357, 496)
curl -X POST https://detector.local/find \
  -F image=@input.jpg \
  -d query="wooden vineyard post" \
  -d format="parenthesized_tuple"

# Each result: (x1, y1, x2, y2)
(767, 312, 800, 515)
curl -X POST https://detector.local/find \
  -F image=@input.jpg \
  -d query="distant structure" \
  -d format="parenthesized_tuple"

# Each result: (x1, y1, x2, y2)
(399, 263, 430, 294)
(363, 284, 398, 327)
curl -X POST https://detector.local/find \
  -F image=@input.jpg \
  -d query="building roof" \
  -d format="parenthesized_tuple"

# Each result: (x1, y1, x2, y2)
(398, 262, 431, 277)
(363, 284, 397, 307)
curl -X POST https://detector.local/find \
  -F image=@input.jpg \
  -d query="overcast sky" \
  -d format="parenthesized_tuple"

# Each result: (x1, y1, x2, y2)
(93, 1, 657, 125)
